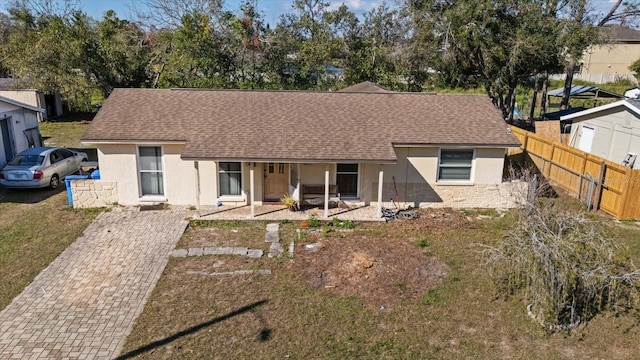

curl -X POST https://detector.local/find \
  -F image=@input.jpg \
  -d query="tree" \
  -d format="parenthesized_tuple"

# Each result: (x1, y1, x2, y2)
(229, 0, 267, 87)
(413, 0, 564, 119)
(264, 0, 346, 89)
(558, 0, 640, 110)
(343, 4, 411, 90)
(1, 9, 96, 110)
(631, 57, 640, 80)
(91, 11, 153, 94)
(138, 0, 224, 29)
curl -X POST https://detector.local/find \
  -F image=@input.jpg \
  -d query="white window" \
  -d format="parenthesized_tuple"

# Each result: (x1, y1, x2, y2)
(438, 149, 474, 182)
(138, 146, 164, 196)
(336, 163, 359, 198)
(219, 162, 242, 196)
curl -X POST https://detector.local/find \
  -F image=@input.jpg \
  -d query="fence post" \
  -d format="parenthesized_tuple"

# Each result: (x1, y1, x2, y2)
(592, 162, 606, 212)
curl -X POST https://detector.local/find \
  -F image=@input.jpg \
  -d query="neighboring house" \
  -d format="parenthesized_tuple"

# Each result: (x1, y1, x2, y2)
(0, 96, 44, 168)
(0, 78, 63, 121)
(563, 99, 640, 169)
(81, 87, 523, 216)
(577, 25, 640, 84)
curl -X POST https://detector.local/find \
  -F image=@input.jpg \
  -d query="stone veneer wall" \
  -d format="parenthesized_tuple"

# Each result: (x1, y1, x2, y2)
(70, 180, 118, 209)
(378, 181, 527, 209)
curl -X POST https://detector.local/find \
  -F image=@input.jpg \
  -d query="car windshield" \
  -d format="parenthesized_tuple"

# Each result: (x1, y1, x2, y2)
(8, 155, 44, 167)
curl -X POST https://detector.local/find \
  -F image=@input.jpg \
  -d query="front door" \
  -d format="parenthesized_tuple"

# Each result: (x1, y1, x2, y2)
(264, 162, 288, 200)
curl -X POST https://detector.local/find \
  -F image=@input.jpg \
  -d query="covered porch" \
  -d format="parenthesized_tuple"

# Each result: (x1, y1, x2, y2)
(193, 160, 388, 219)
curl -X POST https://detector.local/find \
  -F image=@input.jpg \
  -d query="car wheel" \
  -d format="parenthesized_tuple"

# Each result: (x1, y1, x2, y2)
(49, 175, 60, 190)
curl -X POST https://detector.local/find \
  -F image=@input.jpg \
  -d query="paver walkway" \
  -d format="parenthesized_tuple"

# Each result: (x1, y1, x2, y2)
(0, 210, 189, 359)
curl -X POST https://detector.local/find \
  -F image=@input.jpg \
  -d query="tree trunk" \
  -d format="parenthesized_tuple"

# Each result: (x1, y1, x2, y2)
(529, 75, 540, 120)
(560, 59, 577, 110)
(540, 73, 549, 117)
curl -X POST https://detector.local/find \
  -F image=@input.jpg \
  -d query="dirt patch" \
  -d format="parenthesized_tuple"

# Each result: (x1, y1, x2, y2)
(292, 235, 448, 309)
(290, 208, 477, 309)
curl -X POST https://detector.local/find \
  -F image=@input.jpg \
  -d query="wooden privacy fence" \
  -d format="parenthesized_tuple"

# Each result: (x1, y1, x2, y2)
(509, 126, 640, 220)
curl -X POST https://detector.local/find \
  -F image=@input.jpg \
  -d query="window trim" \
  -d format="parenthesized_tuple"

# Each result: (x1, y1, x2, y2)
(137, 145, 166, 199)
(335, 163, 360, 199)
(436, 148, 475, 184)
(217, 161, 244, 199)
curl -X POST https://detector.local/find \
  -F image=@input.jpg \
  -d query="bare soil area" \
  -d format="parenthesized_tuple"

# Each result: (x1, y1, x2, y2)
(290, 209, 480, 309)
(291, 231, 449, 309)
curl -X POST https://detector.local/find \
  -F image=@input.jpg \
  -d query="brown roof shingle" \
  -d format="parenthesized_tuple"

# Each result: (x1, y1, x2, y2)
(82, 88, 520, 162)
(338, 81, 390, 93)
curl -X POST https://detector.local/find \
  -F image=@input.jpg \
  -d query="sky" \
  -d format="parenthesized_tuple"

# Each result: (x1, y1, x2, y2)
(0, 0, 384, 27)
(0, 0, 627, 27)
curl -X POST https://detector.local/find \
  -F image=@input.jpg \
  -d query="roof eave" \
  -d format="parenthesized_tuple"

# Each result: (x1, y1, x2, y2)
(180, 156, 398, 164)
(560, 100, 640, 120)
(81, 139, 187, 145)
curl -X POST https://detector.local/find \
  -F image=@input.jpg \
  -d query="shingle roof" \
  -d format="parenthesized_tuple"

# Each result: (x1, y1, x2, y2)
(602, 24, 640, 42)
(338, 81, 390, 93)
(82, 88, 520, 162)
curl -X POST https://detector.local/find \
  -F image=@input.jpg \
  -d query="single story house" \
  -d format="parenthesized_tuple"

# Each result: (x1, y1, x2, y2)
(0, 78, 64, 121)
(0, 96, 44, 167)
(81, 87, 523, 217)
(563, 99, 640, 169)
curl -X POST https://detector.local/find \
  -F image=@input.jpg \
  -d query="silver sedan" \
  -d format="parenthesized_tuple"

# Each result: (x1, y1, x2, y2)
(0, 147, 88, 189)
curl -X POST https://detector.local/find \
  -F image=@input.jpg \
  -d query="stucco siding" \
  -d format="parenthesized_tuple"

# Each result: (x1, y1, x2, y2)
(163, 144, 197, 205)
(95, 144, 510, 207)
(473, 148, 506, 183)
(97, 144, 140, 205)
(582, 43, 640, 77)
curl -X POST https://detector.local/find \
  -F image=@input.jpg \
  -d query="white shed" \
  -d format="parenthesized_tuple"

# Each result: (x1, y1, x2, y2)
(563, 99, 640, 169)
(0, 96, 45, 168)
(0, 78, 63, 121)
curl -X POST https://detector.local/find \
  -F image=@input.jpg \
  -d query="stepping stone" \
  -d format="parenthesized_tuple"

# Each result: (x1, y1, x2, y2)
(171, 249, 188, 257)
(268, 242, 283, 258)
(247, 249, 264, 258)
(265, 232, 279, 243)
(231, 247, 249, 255)
(266, 223, 279, 232)
(188, 248, 204, 256)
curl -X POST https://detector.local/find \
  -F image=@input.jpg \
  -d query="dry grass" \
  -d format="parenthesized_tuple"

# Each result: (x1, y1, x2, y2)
(120, 207, 640, 359)
(0, 190, 99, 310)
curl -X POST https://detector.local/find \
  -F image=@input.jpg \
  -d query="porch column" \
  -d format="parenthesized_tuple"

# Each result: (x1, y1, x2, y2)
(324, 165, 330, 218)
(378, 164, 384, 218)
(194, 161, 201, 218)
(250, 163, 255, 218)
(296, 163, 301, 203)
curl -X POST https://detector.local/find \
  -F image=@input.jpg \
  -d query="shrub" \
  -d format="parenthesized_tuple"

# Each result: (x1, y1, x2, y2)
(307, 214, 322, 228)
(484, 201, 640, 330)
